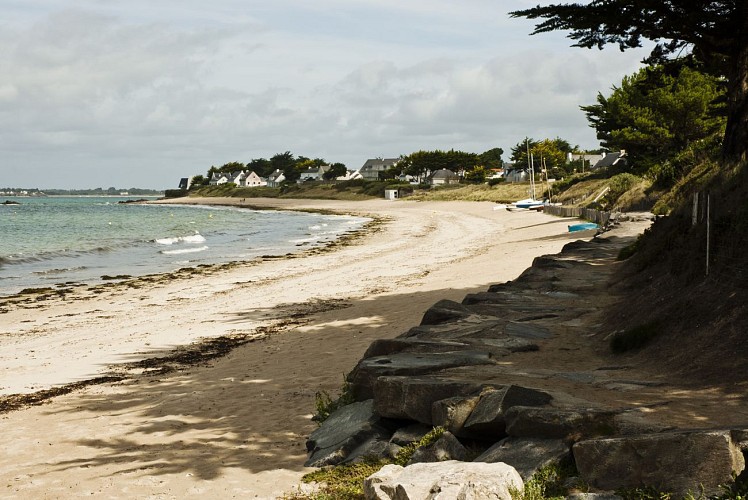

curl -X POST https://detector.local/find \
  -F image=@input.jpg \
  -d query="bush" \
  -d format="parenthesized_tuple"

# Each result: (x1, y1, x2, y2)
(488, 177, 505, 186)
(610, 321, 661, 353)
(164, 189, 187, 198)
(312, 378, 355, 425)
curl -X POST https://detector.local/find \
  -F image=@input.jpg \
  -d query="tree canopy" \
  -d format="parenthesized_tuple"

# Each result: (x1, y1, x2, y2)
(510, 138, 575, 178)
(510, 1, 748, 163)
(581, 65, 726, 184)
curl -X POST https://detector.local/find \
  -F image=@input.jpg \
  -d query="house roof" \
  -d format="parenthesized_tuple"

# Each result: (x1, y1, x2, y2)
(430, 169, 458, 179)
(592, 151, 627, 169)
(360, 158, 399, 170)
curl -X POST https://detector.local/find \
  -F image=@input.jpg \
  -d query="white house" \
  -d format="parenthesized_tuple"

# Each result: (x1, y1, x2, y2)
(359, 158, 400, 181)
(297, 165, 330, 183)
(266, 169, 286, 188)
(244, 171, 266, 187)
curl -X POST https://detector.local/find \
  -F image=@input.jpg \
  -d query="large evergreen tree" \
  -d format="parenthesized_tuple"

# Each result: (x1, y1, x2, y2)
(510, 1, 748, 163)
(581, 65, 726, 182)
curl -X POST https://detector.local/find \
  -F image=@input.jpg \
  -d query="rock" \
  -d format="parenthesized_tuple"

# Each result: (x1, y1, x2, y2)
(364, 461, 523, 500)
(505, 406, 618, 441)
(473, 437, 570, 481)
(348, 350, 495, 400)
(389, 423, 434, 446)
(431, 394, 482, 438)
(400, 321, 499, 340)
(344, 435, 393, 464)
(305, 400, 391, 467)
(573, 430, 746, 495)
(420, 299, 475, 325)
(361, 338, 468, 358)
(470, 337, 539, 353)
(407, 431, 467, 464)
(374, 376, 484, 424)
(463, 386, 553, 439)
(504, 321, 553, 339)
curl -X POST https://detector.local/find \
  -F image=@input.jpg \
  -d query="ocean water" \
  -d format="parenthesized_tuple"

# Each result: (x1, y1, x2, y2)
(0, 197, 368, 296)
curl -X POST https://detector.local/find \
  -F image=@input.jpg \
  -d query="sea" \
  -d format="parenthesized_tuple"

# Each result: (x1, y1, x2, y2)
(0, 196, 368, 296)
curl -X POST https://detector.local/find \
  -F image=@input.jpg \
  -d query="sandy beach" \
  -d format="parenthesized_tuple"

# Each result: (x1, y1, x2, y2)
(0, 198, 596, 499)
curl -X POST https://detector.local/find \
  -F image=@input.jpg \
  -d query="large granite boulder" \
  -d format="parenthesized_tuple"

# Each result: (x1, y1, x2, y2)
(463, 386, 553, 440)
(431, 394, 483, 438)
(419, 299, 476, 325)
(349, 350, 494, 400)
(364, 461, 523, 500)
(573, 430, 746, 495)
(474, 437, 570, 481)
(505, 406, 618, 441)
(406, 431, 467, 464)
(305, 400, 391, 467)
(374, 376, 484, 424)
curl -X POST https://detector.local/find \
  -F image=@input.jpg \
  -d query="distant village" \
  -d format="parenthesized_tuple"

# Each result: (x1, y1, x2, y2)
(180, 152, 626, 193)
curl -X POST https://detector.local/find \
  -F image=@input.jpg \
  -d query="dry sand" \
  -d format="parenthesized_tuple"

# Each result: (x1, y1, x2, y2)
(0, 198, 599, 499)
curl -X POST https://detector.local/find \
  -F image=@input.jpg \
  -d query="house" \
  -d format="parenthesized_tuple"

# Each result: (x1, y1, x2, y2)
(266, 169, 286, 188)
(592, 150, 628, 171)
(178, 178, 191, 190)
(567, 152, 606, 172)
(359, 158, 400, 181)
(397, 173, 418, 184)
(230, 171, 247, 185)
(336, 170, 363, 182)
(244, 171, 266, 187)
(487, 168, 505, 180)
(503, 166, 529, 183)
(208, 172, 225, 185)
(297, 165, 330, 184)
(429, 169, 460, 186)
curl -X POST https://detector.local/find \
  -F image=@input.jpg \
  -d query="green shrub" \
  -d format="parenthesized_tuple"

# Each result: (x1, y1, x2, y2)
(312, 378, 355, 425)
(291, 457, 388, 500)
(510, 459, 580, 500)
(164, 189, 187, 198)
(392, 426, 446, 466)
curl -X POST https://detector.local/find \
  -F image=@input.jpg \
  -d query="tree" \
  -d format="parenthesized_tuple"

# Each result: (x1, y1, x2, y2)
(247, 158, 273, 178)
(510, 1, 748, 163)
(270, 151, 298, 182)
(218, 161, 245, 172)
(581, 65, 726, 180)
(323, 163, 348, 180)
(510, 138, 573, 178)
(190, 174, 206, 187)
(479, 148, 504, 169)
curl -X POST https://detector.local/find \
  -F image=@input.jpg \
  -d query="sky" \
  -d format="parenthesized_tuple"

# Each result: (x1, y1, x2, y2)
(1, 1, 652, 190)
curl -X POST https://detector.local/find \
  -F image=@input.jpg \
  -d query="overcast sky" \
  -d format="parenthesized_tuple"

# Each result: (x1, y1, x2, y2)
(2, 1, 651, 190)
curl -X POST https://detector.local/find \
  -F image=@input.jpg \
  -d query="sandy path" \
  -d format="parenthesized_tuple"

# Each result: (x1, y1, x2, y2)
(0, 198, 587, 499)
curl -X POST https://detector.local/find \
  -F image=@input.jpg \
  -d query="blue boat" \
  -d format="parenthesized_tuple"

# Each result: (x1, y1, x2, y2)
(568, 222, 599, 232)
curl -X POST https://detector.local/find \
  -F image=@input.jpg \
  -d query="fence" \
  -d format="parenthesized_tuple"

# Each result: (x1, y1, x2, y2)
(543, 205, 613, 227)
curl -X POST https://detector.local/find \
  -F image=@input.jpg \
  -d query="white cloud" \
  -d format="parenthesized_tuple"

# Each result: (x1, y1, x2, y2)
(0, 2, 651, 188)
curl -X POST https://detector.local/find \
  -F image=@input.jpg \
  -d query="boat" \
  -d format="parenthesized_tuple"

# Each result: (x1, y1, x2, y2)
(568, 222, 599, 232)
